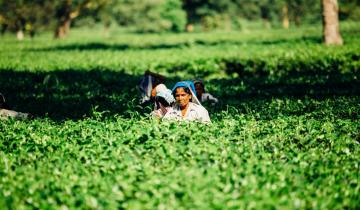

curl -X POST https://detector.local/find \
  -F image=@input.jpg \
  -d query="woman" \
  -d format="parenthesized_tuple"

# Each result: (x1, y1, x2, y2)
(193, 79, 218, 105)
(151, 86, 175, 119)
(163, 81, 210, 123)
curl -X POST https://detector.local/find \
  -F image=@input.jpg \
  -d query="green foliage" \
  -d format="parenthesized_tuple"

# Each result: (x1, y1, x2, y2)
(0, 24, 359, 209)
(113, 0, 186, 33)
(183, 0, 323, 30)
(339, 0, 360, 20)
(162, 0, 187, 32)
(0, 0, 359, 35)
(0, 0, 53, 34)
(1, 107, 359, 209)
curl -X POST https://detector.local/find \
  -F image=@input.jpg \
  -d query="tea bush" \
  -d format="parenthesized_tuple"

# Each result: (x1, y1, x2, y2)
(0, 24, 359, 209)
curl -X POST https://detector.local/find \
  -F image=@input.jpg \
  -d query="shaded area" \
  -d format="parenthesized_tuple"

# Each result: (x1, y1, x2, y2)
(208, 74, 360, 121)
(0, 69, 142, 121)
(0, 68, 359, 121)
(27, 35, 322, 52)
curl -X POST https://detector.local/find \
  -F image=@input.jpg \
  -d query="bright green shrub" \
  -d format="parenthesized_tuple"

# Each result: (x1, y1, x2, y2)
(115, 0, 186, 33)
(0, 24, 359, 209)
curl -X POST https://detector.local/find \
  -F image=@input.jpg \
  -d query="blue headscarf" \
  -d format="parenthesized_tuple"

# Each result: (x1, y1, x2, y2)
(172, 81, 201, 105)
(172, 81, 196, 96)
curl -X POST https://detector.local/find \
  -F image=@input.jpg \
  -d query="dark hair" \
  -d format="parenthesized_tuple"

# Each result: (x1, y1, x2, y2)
(155, 96, 171, 108)
(172, 86, 191, 96)
(194, 81, 205, 92)
(172, 87, 192, 102)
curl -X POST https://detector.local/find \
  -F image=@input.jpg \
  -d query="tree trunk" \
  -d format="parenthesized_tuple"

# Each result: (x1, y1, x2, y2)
(54, 0, 72, 39)
(186, 23, 194, 32)
(294, 15, 301, 26)
(322, 0, 343, 45)
(262, 18, 271, 29)
(103, 21, 111, 37)
(54, 0, 90, 39)
(55, 18, 71, 39)
(16, 29, 24, 40)
(282, 5, 289, 29)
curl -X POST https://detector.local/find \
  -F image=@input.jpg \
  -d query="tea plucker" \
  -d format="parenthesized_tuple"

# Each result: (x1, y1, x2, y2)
(163, 81, 210, 123)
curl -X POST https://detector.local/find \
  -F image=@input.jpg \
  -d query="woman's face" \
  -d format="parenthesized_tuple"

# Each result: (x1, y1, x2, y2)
(195, 83, 204, 96)
(151, 87, 157, 98)
(175, 87, 191, 108)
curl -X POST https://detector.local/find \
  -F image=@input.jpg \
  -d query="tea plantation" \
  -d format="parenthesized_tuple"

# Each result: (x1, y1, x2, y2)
(0, 23, 359, 209)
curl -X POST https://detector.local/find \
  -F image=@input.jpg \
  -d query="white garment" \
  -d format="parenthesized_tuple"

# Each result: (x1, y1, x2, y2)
(201, 93, 218, 104)
(153, 85, 175, 111)
(155, 86, 175, 105)
(163, 102, 211, 123)
(155, 84, 167, 94)
(151, 106, 173, 118)
(0, 108, 30, 120)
